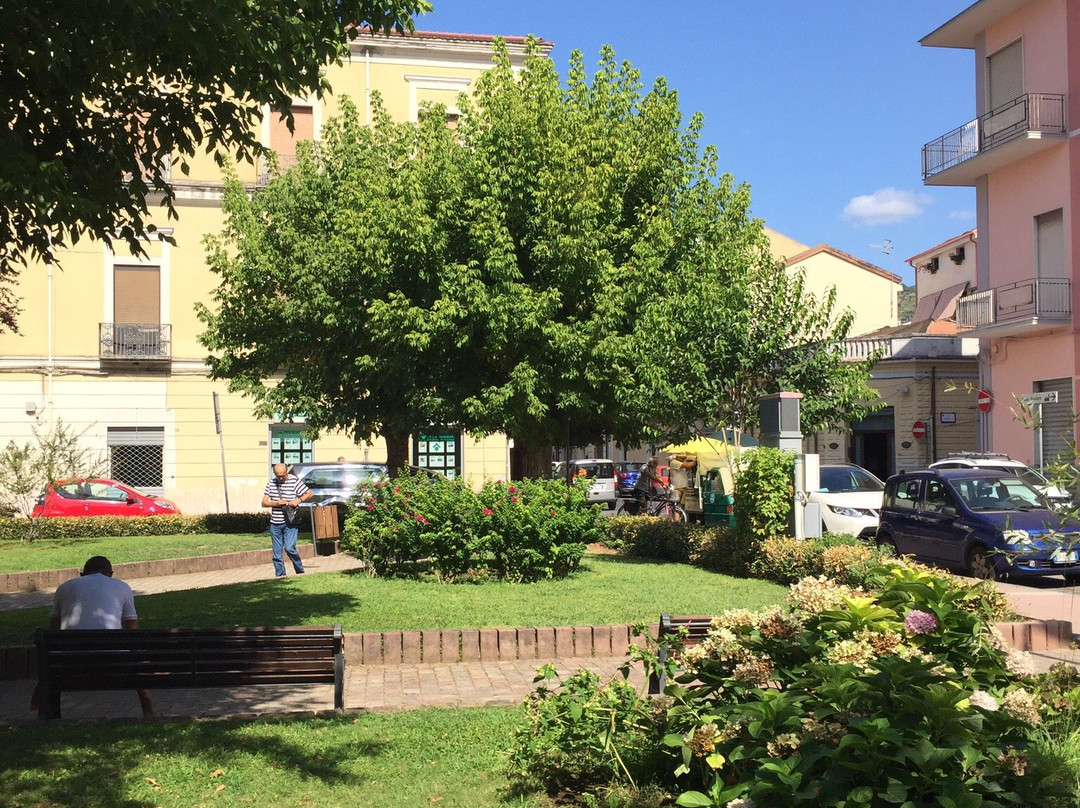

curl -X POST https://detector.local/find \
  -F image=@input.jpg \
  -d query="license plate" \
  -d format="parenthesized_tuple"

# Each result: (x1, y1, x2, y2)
(1053, 550, 1080, 564)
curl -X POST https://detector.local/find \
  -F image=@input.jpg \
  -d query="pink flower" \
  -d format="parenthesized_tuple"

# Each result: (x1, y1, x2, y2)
(482, 507, 494, 516)
(903, 610, 939, 635)
(415, 514, 427, 524)
(393, 486, 401, 494)
(366, 503, 375, 511)
(508, 486, 517, 493)
(511, 497, 518, 504)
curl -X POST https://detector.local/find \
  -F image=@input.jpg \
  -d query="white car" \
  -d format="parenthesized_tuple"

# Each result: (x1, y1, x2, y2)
(929, 453, 1072, 508)
(808, 464, 885, 539)
(552, 459, 618, 509)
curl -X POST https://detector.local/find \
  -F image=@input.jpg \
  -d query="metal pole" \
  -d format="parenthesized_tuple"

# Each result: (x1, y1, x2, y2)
(213, 392, 230, 513)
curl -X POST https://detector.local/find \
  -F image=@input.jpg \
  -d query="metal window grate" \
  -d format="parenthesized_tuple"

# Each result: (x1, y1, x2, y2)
(107, 427, 164, 494)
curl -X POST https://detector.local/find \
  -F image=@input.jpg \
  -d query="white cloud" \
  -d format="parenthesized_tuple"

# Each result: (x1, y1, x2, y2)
(841, 187, 932, 226)
(949, 209, 976, 222)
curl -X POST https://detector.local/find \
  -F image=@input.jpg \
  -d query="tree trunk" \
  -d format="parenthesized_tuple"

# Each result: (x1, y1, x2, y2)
(511, 443, 552, 480)
(383, 429, 411, 478)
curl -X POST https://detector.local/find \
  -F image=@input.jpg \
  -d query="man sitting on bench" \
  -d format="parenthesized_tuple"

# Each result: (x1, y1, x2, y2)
(40, 555, 155, 718)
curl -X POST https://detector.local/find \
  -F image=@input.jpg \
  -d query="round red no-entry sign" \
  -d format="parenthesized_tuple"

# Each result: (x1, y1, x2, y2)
(912, 421, 927, 439)
(976, 389, 992, 413)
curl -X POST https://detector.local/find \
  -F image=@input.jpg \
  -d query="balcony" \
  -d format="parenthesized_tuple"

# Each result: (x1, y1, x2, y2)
(99, 323, 172, 360)
(922, 93, 1066, 186)
(255, 153, 299, 187)
(843, 335, 979, 362)
(956, 278, 1071, 337)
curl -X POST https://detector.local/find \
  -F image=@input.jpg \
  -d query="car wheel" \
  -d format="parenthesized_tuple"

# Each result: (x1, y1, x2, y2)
(875, 533, 899, 557)
(967, 546, 1000, 581)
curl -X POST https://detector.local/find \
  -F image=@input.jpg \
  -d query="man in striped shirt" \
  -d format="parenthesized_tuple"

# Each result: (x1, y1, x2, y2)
(261, 463, 313, 577)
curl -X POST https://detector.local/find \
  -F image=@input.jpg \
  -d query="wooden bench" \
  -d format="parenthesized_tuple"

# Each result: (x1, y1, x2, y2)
(649, 614, 713, 694)
(35, 624, 344, 720)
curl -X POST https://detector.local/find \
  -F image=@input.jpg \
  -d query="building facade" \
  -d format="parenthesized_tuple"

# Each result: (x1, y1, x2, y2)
(0, 32, 544, 514)
(921, 0, 1077, 470)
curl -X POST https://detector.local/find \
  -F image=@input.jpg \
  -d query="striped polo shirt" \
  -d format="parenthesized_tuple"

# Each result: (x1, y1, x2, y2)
(263, 474, 310, 525)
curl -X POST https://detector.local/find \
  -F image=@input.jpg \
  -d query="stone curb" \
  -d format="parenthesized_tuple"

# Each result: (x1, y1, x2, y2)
(0, 623, 657, 680)
(3, 619, 1073, 681)
(0, 542, 341, 595)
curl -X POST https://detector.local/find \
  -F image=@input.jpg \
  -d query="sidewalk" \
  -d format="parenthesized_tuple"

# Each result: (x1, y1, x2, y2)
(2, 554, 1079, 722)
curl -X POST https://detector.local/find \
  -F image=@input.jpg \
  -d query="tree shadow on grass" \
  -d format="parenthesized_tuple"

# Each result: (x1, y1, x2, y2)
(136, 580, 361, 629)
(0, 715, 386, 807)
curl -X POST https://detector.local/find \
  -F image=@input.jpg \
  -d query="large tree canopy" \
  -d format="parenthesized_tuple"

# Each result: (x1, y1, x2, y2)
(0, 0, 429, 331)
(200, 38, 878, 478)
(198, 95, 463, 473)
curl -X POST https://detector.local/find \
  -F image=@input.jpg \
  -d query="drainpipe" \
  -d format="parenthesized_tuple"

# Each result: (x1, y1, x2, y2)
(930, 366, 938, 463)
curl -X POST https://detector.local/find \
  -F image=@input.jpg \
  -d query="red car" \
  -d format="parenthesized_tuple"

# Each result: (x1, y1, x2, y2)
(32, 478, 180, 518)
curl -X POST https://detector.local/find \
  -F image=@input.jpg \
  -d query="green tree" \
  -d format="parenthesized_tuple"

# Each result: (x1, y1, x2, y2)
(198, 95, 465, 472)
(0, 0, 430, 332)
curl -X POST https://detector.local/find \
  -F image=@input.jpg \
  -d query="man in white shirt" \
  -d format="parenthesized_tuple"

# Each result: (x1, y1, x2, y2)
(45, 556, 154, 717)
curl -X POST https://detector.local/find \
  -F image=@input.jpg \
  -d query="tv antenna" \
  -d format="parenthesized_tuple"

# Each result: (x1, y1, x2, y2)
(868, 239, 893, 255)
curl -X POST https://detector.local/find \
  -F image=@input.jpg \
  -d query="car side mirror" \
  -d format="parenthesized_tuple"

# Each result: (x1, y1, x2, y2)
(127, 496, 137, 504)
(941, 505, 957, 516)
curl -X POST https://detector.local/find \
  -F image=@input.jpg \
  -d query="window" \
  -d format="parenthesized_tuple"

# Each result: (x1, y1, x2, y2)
(987, 39, 1023, 112)
(111, 264, 162, 357)
(108, 427, 164, 494)
(923, 480, 955, 513)
(269, 104, 313, 172)
(1036, 209, 1065, 280)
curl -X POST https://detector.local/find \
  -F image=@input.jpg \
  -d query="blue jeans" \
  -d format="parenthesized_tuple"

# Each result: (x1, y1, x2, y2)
(270, 522, 305, 577)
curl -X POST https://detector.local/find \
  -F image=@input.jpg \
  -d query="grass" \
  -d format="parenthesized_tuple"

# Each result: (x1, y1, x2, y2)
(0, 706, 554, 808)
(0, 533, 273, 574)
(0, 554, 787, 645)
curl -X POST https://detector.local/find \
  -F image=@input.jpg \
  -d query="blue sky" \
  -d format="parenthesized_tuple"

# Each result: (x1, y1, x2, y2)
(419, 1, 980, 286)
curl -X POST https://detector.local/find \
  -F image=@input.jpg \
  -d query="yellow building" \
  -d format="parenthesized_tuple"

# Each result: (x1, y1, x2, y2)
(0, 31, 545, 514)
(765, 227, 903, 337)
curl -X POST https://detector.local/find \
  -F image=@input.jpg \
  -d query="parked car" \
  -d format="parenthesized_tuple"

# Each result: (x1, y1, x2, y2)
(613, 461, 641, 498)
(807, 463, 884, 539)
(551, 459, 618, 509)
(929, 452, 1072, 507)
(289, 462, 388, 509)
(32, 478, 180, 518)
(876, 468, 1080, 581)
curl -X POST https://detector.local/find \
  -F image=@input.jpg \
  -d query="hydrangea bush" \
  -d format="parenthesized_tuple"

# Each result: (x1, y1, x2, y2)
(341, 469, 601, 582)
(510, 559, 1072, 807)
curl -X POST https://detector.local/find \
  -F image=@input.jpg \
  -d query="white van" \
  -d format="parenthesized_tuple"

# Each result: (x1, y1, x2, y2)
(551, 459, 618, 509)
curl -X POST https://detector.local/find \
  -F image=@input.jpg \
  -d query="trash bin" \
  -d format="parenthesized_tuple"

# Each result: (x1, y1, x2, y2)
(311, 504, 341, 555)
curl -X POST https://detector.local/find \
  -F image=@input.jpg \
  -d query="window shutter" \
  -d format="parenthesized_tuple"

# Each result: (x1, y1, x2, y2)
(987, 40, 1023, 111)
(113, 265, 160, 324)
(1036, 209, 1065, 279)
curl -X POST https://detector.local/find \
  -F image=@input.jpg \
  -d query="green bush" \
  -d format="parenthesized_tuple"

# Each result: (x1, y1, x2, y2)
(0, 512, 268, 541)
(517, 560, 1066, 807)
(508, 665, 665, 798)
(733, 447, 794, 540)
(341, 471, 600, 582)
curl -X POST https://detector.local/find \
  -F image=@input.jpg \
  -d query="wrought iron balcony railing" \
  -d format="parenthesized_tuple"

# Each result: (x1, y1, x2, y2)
(99, 323, 172, 360)
(956, 278, 1071, 330)
(255, 153, 299, 187)
(922, 93, 1066, 180)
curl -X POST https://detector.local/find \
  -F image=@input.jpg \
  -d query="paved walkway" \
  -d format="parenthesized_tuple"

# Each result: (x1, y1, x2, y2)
(2, 555, 1079, 722)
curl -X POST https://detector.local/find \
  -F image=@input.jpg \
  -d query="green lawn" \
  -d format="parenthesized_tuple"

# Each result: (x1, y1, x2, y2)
(0, 554, 787, 645)
(0, 533, 273, 574)
(0, 707, 552, 808)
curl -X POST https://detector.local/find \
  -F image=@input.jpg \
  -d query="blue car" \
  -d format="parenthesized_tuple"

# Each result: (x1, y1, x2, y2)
(876, 468, 1080, 582)
(614, 461, 642, 498)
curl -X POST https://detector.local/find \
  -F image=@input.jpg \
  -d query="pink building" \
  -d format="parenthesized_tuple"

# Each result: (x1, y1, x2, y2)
(922, 0, 1076, 469)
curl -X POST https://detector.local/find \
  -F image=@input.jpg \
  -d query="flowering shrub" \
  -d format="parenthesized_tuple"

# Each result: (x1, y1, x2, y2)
(341, 469, 600, 582)
(656, 560, 1064, 807)
(509, 558, 1068, 806)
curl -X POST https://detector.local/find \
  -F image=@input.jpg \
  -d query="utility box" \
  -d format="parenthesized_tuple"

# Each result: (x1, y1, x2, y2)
(759, 391, 804, 452)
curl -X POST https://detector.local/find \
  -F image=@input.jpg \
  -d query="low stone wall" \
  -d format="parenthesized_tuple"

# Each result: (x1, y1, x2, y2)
(3, 619, 1073, 681)
(0, 623, 656, 680)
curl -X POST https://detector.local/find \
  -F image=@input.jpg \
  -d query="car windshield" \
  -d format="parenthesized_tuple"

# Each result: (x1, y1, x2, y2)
(819, 466, 884, 493)
(951, 475, 1049, 511)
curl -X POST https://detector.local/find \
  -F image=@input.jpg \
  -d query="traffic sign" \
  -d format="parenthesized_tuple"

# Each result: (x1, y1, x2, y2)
(1020, 391, 1058, 406)
(912, 421, 927, 440)
(976, 389, 992, 413)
